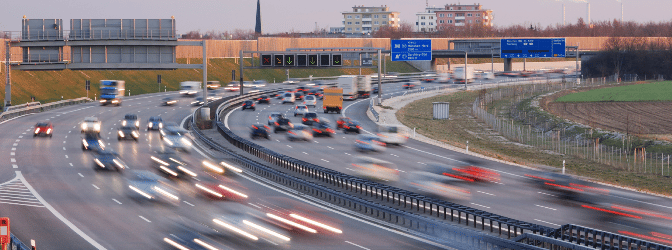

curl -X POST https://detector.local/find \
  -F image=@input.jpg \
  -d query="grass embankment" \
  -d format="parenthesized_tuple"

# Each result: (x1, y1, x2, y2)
(0, 58, 418, 105)
(556, 81, 672, 102)
(397, 90, 672, 196)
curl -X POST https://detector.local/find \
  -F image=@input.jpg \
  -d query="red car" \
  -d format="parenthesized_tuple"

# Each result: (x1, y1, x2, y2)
(34, 122, 53, 138)
(336, 117, 352, 129)
(194, 174, 249, 201)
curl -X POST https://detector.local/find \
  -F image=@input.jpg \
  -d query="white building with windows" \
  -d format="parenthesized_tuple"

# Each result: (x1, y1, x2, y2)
(415, 7, 443, 32)
(340, 5, 400, 34)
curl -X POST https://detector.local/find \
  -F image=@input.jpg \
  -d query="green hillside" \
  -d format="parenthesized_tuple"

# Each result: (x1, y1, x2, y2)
(556, 81, 672, 102)
(0, 58, 418, 106)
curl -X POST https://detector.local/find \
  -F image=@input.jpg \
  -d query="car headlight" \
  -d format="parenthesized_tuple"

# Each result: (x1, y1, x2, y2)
(82, 139, 88, 147)
(148, 123, 153, 128)
(94, 158, 105, 168)
(181, 138, 192, 146)
(122, 121, 127, 126)
(112, 159, 125, 169)
(98, 139, 104, 146)
(99, 100, 106, 103)
(135, 121, 139, 127)
(159, 123, 163, 128)
(94, 124, 101, 131)
(35, 128, 40, 134)
(46, 128, 52, 134)
(81, 123, 87, 130)
(111, 100, 119, 104)
(118, 131, 125, 137)
(163, 137, 173, 146)
(131, 131, 139, 138)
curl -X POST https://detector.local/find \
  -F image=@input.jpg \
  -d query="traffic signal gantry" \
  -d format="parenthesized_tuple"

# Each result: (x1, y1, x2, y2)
(261, 53, 342, 67)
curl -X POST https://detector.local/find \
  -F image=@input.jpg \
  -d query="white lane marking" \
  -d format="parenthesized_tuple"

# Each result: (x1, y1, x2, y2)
(611, 194, 672, 210)
(63, 147, 66, 151)
(78, 173, 84, 177)
(92, 184, 100, 190)
(12, 165, 18, 169)
(477, 191, 495, 196)
(390, 154, 399, 157)
(12, 143, 17, 146)
(314, 141, 319, 144)
(302, 152, 308, 155)
(286, 145, 292, 148)
(65, 155, 69, 159)
(18, 136, 23, 138)
(22, 133, 26, 135)
(345, 241, 371, 250)
(139, 216, 151, 223)
(344, 152, 351, 156)
(535, 204, 557, 211)
(10, 152, 15, 156)
(470, 203, 491, 209)
(275, 139, 280, 142)
(15, 139, 20, 142)
(327, 146, 334, 149)
(69, 163, 73, 167)
(534, 219, 561, 227)
(63, 141, 66, 144)
(15, 171, 108, 249)
(321, 159, 329, 163)
(538, 192, 557, 197)
(26, 129, 31, 131)
(112, 199, 122, 205)
(10, 158, 15, 163)
(69, 131, 71, 133)
(183, 201, 195, 206)
(65, 136, 67, 139)
(11, 148, 15, 151)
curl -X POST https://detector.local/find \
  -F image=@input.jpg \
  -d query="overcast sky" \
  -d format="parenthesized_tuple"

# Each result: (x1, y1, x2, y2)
(2, 0, 669, 34)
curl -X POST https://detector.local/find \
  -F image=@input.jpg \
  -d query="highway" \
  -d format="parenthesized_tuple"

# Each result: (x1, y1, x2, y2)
(225, 79, 672, 246)
(0, 89, 445, 249)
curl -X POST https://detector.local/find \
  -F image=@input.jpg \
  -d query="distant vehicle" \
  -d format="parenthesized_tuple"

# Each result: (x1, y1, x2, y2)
(356, 75, 372, 99)
(341, 120, 361, 134)
(250, 124, 271, 140)
(421, 73, 437, 82)
(453, 66, 475, 84)
(122, 113, 139, 130)
(212, 203, 291, 246)
(179, 81, 201, 96)
(479, 72, 495, 80)
(252, 80, 267, 88)
(191, 97, 204, 106)
(193, 174, 248, 201)
(337, 75, 358, 100)
(336, 117, 352, 130)
(294, 91, 305, 101)
(437, 73, 451, 83)
(354, 134, 386, 152)
(295, 86, 310, 92)
(242, 100, 255, 111)
(520, 71, 534, 77)
(206, 81, 220, 90)
(293, 105, 309, 117)
(403, 80, 421, 89)
(99, 80, 125, 106)
(303, 95, 317, 107)
(372, 85, 379, 94)
(161, 97, 177, 106)
(500, 71, 520, 77)
(125, 170, 180, 205)
(270, 91, 283, 98)
(311, 120, 335, 137)
(160, 127, 192, 152)
(151, 150, 198, 178)
(225, 82, 240, 92)
(287, 125, 313, 141)
(350, 156, 399, 182)
(81, 117, 102, 134)
(242, 81, 253, 87)
(302, 112, 320, 125)
(268, 112, 284, 126)
(306, 89, 323, 99)
(323, 87, 343, 114)
(273, 117, 293, 133)
(281, 92, 296, 104)
(34, 122, 53, 138)
(147, 116, 163, 131)
(403, 171, 471, 202)
(82, 132, 105, 152)
(429, 164, 501, 183)
(92, 149, 127, 172)
(256, 95, 271, 104)
(117, 126, 139, 142)
(282, 78, 301, 85)
(376, 124, 409, 145)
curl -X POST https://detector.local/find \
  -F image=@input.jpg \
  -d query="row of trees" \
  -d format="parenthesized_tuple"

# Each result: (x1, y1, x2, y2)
(583, 37, 672, 79)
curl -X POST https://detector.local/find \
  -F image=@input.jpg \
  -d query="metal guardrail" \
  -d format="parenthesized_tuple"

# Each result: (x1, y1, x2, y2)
(369, 98, 379, 122)
(0, 97, 92, 123)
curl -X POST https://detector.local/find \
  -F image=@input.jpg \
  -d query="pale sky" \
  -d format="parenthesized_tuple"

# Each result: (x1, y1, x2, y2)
(2, 0, 669, 34)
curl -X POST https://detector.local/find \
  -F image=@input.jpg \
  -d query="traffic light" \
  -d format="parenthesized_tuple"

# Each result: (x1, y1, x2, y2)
(308, 55, 318, 66)
(261, 54, 272, 66)
(297, 54, 307, 66)
(284, 54, 295, 66)
(274, 54, 284, 66)
(85, 80, 90, 90)
(331, 54, 342, 66)
(320, 54, 330, 66)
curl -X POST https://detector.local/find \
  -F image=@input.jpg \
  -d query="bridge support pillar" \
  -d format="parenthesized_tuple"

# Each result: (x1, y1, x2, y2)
(503, 58, 513, 72)
(431, 58, 437, 71)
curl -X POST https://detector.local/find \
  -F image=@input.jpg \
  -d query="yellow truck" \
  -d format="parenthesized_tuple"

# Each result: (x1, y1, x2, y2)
(322, 87, 343, 114)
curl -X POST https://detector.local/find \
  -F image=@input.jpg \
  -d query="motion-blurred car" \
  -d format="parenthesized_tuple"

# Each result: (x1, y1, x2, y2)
(336, 117, 352, 129)
(301, 112, 320, 126)
(212, 203, 291, 246)
(92, 149, 127, 172)
(350, 156, 399, 182)
(147, 116, 163, 131)
(268, 112, 284, 126)
(191, 97, 205, 106)
(159, 122, 180, 139)
(117, 125, 139, 142)
(421, 73, 437, 82)
(306, 89, 323, 100)
(372, 86, 379, 94)
(293, 105, 309, 117)
(281, 92, 296, 104)
(194, 174, 248, 201)
(151, 149, 198, 178)
(273, 117, 293, 133)
(162, 97, 177, 106)
(295, 91, 305, 101)
(252, 80, 268, 88)
(403, 80, 421, 89)
(256, 95, 271, 104)
(428, 164, 501, 184)
(121, 114, 140, 130)
(34, 122, 53, 138)
(160, 127, 192, 152)
(376, 124, 408, 145)
(82, 132, 105, 151)
(303, 95, 317, 107)
(311, 121, 335, 137)
(341, 120, 361, 134)
(242, 100, 255, 111)
(250, 124, 271, 140)
(225, 82, 240, 92)
(354, 134, 386, 152)
(403, 171, 471, 201)
(125, 170, 180, 205)
(525, 171, 608, 202)
(163, 225, 231, 250)
(271, 91, 284, 99)
(287, 125, 313, 142)
(296, 86, 310, 92)
(80, 117, 101, 134)
(251, 197, 344, 236)
(206, 81, 220, 90)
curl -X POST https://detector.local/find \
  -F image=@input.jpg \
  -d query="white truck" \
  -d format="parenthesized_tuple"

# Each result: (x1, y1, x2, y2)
(453, 66, 475, 84)
(179, 81, 201, 96)
(437, 73, 451, 83)
(356, 75, 372, 99)
(337, 75, 358, 101)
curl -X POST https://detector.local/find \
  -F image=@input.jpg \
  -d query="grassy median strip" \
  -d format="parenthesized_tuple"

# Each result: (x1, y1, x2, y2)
(556, 80, 672, 102)
(397, 89, 672, 196)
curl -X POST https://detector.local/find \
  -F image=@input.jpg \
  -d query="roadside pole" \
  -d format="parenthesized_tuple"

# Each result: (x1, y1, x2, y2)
(464, 51, 468, 90)
(377, 49, 382, 101)
(239, 50, 244, 96)
(202, 40, 207, 104)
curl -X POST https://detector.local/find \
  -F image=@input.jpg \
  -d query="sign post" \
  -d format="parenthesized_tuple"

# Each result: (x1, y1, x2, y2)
(391, 40, 432, 61)
(0, 217, 9, 250)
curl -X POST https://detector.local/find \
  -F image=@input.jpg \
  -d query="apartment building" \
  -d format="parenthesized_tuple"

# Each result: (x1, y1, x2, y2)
(435, 3, 493, 28)
(415, 7, 444, 32)
(341, 5, 400, 34)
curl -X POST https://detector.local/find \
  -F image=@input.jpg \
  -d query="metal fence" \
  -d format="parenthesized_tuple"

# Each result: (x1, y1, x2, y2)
(0, 97, 92, 123)
(472, 77, 672, 177)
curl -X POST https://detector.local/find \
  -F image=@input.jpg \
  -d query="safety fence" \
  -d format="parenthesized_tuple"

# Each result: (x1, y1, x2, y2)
(472, 78, 672, 177)
(10, 233, 32, 250)
(0, 97, 92, 123)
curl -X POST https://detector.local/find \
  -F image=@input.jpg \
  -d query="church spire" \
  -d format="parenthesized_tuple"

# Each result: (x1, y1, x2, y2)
(255, 0, 262, 35)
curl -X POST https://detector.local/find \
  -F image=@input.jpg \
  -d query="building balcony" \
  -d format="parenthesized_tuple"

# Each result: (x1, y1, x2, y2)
(455, 23, 465, 26)
(362, 24, 372, 27)
(362, 18, 372, 21)
(455, 16, 465, 20)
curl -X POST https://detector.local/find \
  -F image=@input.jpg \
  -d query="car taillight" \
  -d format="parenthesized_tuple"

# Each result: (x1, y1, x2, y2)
(356, 126, 361, 129)
(302, 118, 307, 122)
(251, 103, 255, 106)
(313, 118, 319, 122)
(344, 126, 350, 129)
(313, 129, 321, 133)
(326, 128, 335, 133)
(356, 140, 368, 145)
(275, 122, 279, 126)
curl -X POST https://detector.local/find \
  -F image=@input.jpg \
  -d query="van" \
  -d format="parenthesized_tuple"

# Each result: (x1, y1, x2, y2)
(281, 92, 295, 104)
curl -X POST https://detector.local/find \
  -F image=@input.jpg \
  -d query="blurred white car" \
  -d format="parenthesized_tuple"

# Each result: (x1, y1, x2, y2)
(160, 127, 192, 152)
(212, 203, 291, 246)
(287, 125, 313, 142)
(293, 105, 309, 117)
(303, 95, 317, 108)
(376, 124, 409, 145)
(81, 117, 102, 134)
(404, 171, 471, 202)
(125, 170, 180, 206)
(350, 156, 399, 182)
(354, 134, 386, 152)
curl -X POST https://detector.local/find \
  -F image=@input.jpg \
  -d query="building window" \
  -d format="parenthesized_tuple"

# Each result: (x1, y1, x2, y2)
(356, 15, 360, 19)
(448, 14, 453, 17)
(439, 20, 444, 24)
(429, 22, 434, 25)
(468, 20, 472, 23)
(421, 16, 425, 20)
(383, 21, 388, 24)
(347, 22, 352, 25)
(347, 28, 352, 31)
(383, 15, 387, 18)
(355, 22, 360, 25)
(365, 9, 369, 12)
(421, 22, 425, 25)
(416, 22, 419, 25)
(467, 13, 472, 17)
(375, 21, 379, 24)
(448, 20, 453, 24)
(476, 13, 481, 17)
(476, 20, 480, 23)
(429, 16, 434, 19)
(439, 14, 444, 17)
(356, 28, 360, 31)
(342, 21, 345, 25)
(374, 15, 379, 18)
(347, 15, 352, 19)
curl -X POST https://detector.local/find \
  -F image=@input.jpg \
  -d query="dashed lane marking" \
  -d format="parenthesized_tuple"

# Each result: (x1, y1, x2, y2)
(535, 204, 557, 211)
(92, 184, 100, 190)
(139, 216, 151, 223)
(78, 173, 84, 177)
(112, 199, 122, 205)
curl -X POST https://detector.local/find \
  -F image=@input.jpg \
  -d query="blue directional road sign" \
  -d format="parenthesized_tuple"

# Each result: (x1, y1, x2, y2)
(391, 40, 432, 61)
(500, 38, 565, 58)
